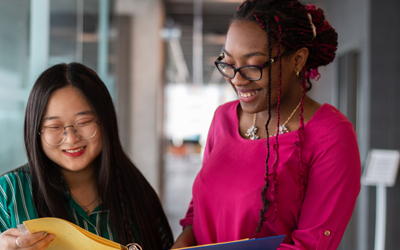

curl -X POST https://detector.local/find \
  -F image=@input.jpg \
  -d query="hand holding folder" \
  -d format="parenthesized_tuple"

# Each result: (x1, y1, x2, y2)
(22, 217, 137, 250)
(22, 217, 285, 250)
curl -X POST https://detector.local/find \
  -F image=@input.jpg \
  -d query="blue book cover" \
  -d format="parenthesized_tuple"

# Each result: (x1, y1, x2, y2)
(176, 235, 286, 250)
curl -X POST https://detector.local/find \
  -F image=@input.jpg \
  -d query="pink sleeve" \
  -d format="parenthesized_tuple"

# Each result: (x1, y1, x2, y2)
(180, 199, 194, 228)
(179, 113, 217, 229)
(279, 120, 361, 250)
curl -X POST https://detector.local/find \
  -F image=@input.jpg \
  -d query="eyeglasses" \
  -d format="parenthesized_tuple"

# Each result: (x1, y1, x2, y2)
(39, 118, 100, 146)
(214, 53, 280, 81)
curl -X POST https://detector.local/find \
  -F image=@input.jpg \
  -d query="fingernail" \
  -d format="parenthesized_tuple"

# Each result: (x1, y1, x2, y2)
(43, 232, 47, 237)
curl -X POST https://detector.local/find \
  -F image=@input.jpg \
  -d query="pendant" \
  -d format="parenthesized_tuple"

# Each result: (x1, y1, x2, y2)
(278, 124, 289, 134)
(246, 125, 260, 140)
(270, 124, 290, 137)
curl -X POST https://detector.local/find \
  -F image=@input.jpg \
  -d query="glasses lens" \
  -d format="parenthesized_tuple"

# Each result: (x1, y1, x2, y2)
(240, 66, 261, 80)
(42, 125, 65, 146)
(74, 119, 98, 140)
(216, 62, 235, 78)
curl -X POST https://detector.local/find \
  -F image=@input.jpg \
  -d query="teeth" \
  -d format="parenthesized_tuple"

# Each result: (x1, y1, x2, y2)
(240, 90, 259, 98)
(65, 147, 85, 153)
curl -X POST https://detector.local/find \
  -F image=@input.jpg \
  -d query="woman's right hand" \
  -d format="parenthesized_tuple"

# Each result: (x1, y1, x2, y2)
(171, 225, 196, 249)
(0, 228, 55, 249)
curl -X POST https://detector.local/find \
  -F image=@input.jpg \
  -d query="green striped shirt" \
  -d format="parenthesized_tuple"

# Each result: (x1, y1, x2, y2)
(0, 165, 172, 248)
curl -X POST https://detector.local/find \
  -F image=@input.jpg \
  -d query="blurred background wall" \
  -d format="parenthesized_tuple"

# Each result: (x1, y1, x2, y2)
(0, 0, 399, 249)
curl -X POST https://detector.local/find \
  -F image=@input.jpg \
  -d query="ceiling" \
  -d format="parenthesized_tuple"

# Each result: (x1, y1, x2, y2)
(163, 0, 314, 84)
(164, 0, 243, 84)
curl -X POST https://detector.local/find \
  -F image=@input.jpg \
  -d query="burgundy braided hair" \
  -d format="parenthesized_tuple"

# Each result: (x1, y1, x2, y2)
(298, 67, 307, 199)
(235, 0, 338, 235)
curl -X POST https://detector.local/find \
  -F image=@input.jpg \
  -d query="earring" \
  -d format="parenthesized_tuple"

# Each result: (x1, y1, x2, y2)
(296, 71, 300, 78)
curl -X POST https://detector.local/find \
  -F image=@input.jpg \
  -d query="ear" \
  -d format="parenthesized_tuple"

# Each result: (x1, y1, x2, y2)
(292, 47, 309, 73)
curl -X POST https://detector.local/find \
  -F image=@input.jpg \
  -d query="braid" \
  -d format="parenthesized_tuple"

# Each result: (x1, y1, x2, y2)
(253, 14, 266, 29)
(255, 17, 273, 236)
(298, 67, 307, 198)
(236, 0, 258, 19)
(237, 0, 248, 11)
(274, 14, 282, 150)
(256, 14, 284, 236)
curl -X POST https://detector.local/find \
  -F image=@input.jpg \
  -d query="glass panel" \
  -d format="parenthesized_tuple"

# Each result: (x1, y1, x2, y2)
(0, 0, 30, 173)
(49, 0, 79, 64)
(0, 0, 115, 174)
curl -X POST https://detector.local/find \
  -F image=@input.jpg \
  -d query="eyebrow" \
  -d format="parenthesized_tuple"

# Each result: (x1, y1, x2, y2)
(75, 110, 94, 116)
(42, 110, 94, 121)
(223, 49, 267, 59)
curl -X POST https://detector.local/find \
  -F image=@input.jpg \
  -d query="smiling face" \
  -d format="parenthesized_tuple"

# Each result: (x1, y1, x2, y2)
(40, 86, 103, 174)
(224, 20, 300, 114)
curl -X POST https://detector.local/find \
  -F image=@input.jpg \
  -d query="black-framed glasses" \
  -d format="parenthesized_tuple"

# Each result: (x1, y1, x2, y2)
(39, 118, 100, 146)
(214, 53, 280, 81)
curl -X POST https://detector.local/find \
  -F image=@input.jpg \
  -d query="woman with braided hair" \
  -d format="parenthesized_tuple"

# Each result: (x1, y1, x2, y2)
(0, 63, 173, 250)
(173, 0, 361, 249)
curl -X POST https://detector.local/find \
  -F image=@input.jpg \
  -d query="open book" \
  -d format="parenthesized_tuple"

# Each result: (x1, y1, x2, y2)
(23, 217, 285, 250)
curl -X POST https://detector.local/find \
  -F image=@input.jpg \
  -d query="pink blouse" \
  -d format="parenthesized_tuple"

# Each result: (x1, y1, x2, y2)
(180, 100, 361, 250)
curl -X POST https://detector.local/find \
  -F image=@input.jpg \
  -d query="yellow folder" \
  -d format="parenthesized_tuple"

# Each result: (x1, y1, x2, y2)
(23, 217, 285, 250)
(23, 217, 128, 250)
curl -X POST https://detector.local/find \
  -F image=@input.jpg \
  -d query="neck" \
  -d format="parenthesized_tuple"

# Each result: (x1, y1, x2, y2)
(61, 165, 97, 191)
(257, 93, 306, 124)
(61, 164, 101, 215)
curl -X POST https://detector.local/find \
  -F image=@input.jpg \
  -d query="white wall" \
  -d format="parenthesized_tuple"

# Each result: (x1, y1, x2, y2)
(115, 0, 165, 194)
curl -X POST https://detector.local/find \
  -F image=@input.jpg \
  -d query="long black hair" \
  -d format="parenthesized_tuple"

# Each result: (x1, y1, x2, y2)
(234, 0, 338, 235)
(24, 62, 173, 249)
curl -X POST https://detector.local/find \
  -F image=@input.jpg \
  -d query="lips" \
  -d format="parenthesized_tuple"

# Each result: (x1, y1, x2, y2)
(62, 146, 87, 157)
(236, 88, 262, 103)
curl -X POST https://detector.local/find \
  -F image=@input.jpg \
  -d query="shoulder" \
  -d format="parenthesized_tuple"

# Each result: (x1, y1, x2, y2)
(312, 103, 351, 125)
(308, 103, 356, 137)
(214, 100, 239, 119)
(208, 100, 239, 134)
(0, 165, 30, 180)
(0, 165, 35, 232)
(0, 165, 31, 195)
(305, 104, 359, 160)
(306, 104, 360, 162)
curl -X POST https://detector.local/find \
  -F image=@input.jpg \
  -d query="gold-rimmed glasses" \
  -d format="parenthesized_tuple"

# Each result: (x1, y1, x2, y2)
(39, 118, 100, 146)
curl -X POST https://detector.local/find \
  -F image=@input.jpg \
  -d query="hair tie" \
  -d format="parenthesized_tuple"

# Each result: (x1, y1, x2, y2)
(305, 68, 321, 80)
(307, 13, 317, 39)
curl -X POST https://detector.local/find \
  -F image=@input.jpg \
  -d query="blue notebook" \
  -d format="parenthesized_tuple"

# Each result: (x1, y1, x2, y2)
(176, 235, 286, 250)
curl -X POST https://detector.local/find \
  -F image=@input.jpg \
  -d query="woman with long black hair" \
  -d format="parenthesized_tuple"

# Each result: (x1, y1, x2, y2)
(0, 63, 173, 250)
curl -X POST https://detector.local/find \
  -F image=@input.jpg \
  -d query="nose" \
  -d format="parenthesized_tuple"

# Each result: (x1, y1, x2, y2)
(63, 127, 81, 144)
(230, 70, 250, 86)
